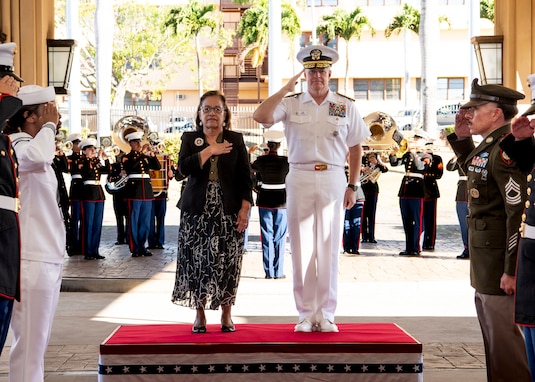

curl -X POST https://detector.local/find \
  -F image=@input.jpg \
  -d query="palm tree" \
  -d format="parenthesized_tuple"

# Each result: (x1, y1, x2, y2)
(316, 7, 375, 95)
(385, 3, 420, 108)
(236, 0, 300, 70)
(420, 0, 439, 134)
(164, 0, 218, 98)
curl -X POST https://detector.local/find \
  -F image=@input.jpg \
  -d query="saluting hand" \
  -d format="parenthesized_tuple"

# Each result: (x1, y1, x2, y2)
(0, 75, 19, 96)
(40, 102, 60, 126)
(454, 109, 471, 139)
(511, 116, 535, 141)
(283, 69, 304, 94)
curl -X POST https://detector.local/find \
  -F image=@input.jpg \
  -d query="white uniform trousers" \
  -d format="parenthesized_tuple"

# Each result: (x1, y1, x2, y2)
(9, 259, 63, 382)
(286, 167, 346, 323)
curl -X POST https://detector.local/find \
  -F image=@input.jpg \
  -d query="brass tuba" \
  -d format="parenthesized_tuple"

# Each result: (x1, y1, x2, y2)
(105, 115, 151, 194)
(363, 111, 407, 157)
(111, 115, 150, 154)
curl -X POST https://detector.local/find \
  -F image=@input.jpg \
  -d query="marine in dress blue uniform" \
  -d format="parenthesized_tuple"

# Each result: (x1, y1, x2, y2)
(78, 138, 109, 260)
(251, 131, 289, 279)
(360, 151, 388, 244)
(499, 72, 535, 380)
(422, 146, 443, 250)
(446, 155, 469, 259)
(66, 133, 83, 255)
(122, 131, 161, 257)
(0, 57, 23, 354)
(389, 147, 428, 256)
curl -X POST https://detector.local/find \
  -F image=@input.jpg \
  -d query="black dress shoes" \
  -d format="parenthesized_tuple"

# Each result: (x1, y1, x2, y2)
(143, 251, 153, 257)
(84, 255, 94, 260)
(192, 325, 207, 334)
(369, 239, 378, 244)
(94, 254, 105, 259)
(361, 239, 369, 243)
(399, 251, 420, 257)
(221, 323, 235, 333)
(457, 252, 469, 259)
(131, 252, 141, 257)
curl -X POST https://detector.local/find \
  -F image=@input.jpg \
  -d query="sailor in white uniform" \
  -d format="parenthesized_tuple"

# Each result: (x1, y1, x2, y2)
(4, 85, 65, 382)
(253, 45, 369, 332)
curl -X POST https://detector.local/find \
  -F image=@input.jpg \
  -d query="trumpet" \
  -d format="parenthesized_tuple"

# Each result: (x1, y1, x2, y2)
(63, 140, 73, 152)
(359, 166, 382, 184)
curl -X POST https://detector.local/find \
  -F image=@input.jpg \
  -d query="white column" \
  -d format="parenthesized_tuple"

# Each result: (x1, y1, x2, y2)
(95, 0, 114, 138)
(66, 0, 81, 134)
(268, 0, 282, 96)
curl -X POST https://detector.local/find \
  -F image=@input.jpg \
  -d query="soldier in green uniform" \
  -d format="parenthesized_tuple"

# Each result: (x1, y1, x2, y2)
(447, 78, 530, 382)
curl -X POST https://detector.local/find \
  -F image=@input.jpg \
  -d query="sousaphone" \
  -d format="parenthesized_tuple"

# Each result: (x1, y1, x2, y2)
(105, 115, 151, 194)
(363, 111, 407, 155)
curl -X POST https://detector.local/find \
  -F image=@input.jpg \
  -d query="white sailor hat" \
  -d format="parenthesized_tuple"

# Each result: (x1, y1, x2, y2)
(125, 131, 144, 142)
(297, 45, 339, 69)
(523, 73, 535, 117)
(0, 43, 23, 82)
(79, 138, 97, 150)
(263, 129, 284, 143)
(17, 85, 56, 106)
(66, 133, 81, 142)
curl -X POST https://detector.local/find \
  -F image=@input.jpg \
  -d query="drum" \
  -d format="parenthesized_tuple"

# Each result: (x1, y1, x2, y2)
(149, 154, 169, 196)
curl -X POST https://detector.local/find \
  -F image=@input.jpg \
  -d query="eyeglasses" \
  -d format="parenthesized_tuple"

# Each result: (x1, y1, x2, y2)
(200, 106, 224, 114)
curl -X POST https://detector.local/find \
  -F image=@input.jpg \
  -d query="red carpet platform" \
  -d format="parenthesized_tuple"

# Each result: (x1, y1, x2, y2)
(99, 323, 423, 381)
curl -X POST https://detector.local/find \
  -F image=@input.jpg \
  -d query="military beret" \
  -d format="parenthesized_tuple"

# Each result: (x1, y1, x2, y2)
(297, 45, 339, 69)
(522, 73, 535, 117)
(461, 78, 525, 109)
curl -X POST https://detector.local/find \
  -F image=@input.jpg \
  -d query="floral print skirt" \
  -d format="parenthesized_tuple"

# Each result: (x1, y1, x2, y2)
(172, 181, 244, 310)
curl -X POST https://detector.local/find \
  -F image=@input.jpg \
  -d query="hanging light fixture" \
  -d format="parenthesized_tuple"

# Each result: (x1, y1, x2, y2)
(47, 39, 76, 95)
(471, 35, 503, 85)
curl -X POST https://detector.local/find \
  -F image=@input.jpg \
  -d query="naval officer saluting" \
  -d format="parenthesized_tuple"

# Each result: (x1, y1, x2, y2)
(253, 45, 369, 332)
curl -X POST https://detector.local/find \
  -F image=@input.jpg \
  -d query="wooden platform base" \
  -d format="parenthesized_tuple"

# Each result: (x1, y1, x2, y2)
(99, 322, 423, 381)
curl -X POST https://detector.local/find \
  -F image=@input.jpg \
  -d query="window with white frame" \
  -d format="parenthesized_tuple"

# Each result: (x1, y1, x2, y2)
(355, 0, 401, 5)
(353, 79, 401, 100)
(306, 0, 338, 6)
(416, 77, 465, 100)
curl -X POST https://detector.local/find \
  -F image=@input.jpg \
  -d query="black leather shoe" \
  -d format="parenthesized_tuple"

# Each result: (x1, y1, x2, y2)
(143, 251, 153, 257)
(192, 325, 207, 334)
(361, 239, 369, 243)
(84, 255, 94, 260)
(131, 252, 141, 257)
(423, 246, 435, 250)
(457, 252, 469, 259)
(370, 239, 378, 244)
(94, 255, 105, 259)
(221, 323, 235, 333)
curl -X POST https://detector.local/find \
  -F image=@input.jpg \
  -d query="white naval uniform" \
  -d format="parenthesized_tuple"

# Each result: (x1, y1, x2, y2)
(272, 91, 369, 323)
(8, 124, 65, 382)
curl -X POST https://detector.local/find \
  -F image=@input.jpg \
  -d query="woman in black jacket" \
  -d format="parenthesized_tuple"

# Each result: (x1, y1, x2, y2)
(172, 90, 253, 333)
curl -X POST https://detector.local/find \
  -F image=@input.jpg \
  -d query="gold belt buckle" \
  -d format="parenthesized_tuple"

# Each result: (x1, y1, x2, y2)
(314, 164, 328, 171)
(15, 198, 21, 213)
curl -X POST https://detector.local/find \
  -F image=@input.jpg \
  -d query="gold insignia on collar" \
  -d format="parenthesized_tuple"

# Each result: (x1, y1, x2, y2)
(0, 150, 5, 156)
(485, 136, 494, 143)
